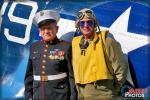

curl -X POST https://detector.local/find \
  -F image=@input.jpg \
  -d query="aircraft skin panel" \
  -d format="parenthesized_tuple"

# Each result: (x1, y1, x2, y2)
(0, 0, 150, 99)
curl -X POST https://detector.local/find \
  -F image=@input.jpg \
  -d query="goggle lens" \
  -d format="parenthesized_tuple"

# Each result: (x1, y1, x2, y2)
(77, 10, 93, 19)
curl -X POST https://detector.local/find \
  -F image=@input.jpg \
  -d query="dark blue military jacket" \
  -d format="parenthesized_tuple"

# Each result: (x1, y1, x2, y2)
(24, 37, 77, 100)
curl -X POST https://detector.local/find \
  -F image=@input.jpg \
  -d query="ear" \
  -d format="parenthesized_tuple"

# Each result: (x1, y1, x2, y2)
(38, 29, 42, 36)
(57, 25, 59, 29)
(39, 28, 41, 33)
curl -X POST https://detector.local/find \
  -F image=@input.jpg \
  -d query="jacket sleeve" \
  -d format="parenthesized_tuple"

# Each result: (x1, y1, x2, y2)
(66, 46, 77, 100)
(24, 46, 33, 100)
(106, 37, 128, 93)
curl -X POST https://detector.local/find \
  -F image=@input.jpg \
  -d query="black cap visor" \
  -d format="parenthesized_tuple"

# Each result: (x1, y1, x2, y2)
(38, 19, 56, 28)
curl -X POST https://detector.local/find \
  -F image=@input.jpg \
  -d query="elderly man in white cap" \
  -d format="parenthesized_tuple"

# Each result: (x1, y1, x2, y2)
(24, 10, 77, 100)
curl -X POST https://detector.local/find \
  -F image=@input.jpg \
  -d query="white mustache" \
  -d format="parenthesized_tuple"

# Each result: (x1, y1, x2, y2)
(85, 30, 92, 34)
(43, 33, 53, 37)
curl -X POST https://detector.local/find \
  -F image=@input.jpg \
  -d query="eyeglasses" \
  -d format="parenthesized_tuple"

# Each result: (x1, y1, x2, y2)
(77, 9, 94, 20)
(79, 20, 94, 27)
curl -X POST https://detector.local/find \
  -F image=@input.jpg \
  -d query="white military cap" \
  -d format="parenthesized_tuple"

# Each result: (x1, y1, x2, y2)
(33, 10, 60, 26)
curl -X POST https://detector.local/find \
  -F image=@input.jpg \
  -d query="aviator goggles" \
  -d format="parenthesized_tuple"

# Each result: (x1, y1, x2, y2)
(77, 9, 94, 20)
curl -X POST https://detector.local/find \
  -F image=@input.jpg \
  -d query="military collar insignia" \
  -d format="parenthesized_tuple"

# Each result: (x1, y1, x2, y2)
(40, 11, 44, 16)
(49, 49, 65, 60)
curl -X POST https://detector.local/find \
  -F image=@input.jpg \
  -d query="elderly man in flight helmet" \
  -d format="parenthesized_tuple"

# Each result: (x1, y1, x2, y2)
(72, 8, 128, 100)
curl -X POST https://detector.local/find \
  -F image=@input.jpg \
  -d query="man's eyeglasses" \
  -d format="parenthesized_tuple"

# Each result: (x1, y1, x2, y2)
(79, 20, 94, 27)
(77, 10, 94, 20)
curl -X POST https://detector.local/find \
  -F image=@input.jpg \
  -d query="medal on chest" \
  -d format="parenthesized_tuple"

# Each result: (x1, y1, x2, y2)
(49, 49, 65, 60)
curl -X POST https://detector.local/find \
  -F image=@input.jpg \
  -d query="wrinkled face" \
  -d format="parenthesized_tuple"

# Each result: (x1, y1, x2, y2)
(39, 22, 58, 41)
(79, 15, 95, 37)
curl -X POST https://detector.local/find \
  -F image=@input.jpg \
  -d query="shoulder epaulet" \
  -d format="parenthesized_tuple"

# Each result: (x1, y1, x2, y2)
(30, 40, 43, 47)
(62, 40, 71, 44)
